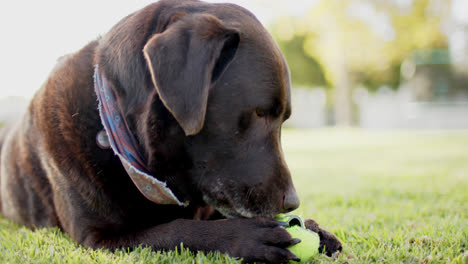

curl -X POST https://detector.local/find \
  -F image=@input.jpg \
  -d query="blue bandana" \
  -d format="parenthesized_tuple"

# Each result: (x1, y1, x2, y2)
(94, 65, 188, 206)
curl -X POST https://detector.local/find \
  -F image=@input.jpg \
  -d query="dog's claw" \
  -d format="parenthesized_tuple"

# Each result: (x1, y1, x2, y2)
(291, 238, 301, 245)
(291, 255, 301, 262)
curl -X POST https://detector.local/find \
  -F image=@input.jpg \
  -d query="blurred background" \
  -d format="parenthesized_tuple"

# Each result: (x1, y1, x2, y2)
(0, 0, 467, 129)
(267, 0, 468, 130)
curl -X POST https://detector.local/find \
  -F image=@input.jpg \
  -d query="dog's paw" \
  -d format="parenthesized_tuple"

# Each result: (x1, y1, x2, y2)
(220, 218, 300, 263)
(304, 218, 343, 257)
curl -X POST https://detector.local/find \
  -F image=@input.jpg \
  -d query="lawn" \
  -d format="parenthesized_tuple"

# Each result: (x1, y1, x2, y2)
(1, 129, 467, 263)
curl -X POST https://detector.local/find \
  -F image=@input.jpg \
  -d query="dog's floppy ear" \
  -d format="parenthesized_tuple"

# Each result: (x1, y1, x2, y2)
(143, 14, 240, 136)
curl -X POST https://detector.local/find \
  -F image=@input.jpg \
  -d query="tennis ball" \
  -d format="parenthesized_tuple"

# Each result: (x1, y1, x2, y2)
(285, 225, 320, 262)
(276, 214, 320, 262)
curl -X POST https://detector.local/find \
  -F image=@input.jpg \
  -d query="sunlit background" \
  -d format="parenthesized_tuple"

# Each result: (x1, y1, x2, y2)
(1, 0, 468, 129)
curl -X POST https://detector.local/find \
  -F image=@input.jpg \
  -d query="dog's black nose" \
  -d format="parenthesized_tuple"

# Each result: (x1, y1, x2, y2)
(282, 188, 300, 213)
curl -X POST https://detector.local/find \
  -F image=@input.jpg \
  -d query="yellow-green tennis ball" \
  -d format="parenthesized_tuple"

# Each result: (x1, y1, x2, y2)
(285, 225, 320, 262)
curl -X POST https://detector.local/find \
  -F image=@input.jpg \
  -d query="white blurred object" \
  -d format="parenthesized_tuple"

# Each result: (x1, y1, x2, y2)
(285, 88, 326, 128)
(356, 87, 468, 129)
(449, 29, 468, 74)
(451, 0, 468, 25)
(0, 96, 28, 123)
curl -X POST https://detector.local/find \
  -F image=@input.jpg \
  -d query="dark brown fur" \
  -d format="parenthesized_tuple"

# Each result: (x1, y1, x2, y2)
(0, 1, 341, 263)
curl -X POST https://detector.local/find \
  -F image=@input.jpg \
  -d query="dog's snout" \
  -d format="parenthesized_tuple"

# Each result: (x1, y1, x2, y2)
(282, 188, 300, 213)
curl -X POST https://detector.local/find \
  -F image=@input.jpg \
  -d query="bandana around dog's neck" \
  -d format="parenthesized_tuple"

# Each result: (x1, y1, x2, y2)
(93, 65, 188, 206)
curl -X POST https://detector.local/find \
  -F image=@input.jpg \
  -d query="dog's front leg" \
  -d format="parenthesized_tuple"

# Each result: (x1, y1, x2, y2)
(83, 218, 300, 263)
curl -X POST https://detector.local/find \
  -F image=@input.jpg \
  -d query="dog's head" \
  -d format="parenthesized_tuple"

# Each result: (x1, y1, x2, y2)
(96, 0, 299, 218)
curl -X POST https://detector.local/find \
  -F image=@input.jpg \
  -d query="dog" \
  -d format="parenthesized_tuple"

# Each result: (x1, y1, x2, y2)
(0, 0, 341, 262)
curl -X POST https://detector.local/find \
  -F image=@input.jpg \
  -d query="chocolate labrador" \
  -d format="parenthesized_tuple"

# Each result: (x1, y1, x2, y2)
(0, 0, 341, 262)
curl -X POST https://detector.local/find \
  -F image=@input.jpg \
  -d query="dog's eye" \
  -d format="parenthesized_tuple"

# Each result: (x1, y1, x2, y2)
(255, 109, 267, 118)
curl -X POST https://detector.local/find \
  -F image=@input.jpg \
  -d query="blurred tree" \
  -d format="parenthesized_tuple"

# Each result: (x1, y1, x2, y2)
(275, 34, 328, 88)
(270, 0, 450, 125)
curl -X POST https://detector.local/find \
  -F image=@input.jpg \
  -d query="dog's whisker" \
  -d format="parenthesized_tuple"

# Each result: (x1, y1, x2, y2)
(245, 186, 254, 205)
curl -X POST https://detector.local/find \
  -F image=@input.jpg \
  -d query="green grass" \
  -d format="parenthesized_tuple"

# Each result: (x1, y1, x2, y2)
(1, 129, 468, 263)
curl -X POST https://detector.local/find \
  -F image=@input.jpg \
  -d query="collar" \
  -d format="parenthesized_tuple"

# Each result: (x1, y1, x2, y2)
(93, 65, 188, 207)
